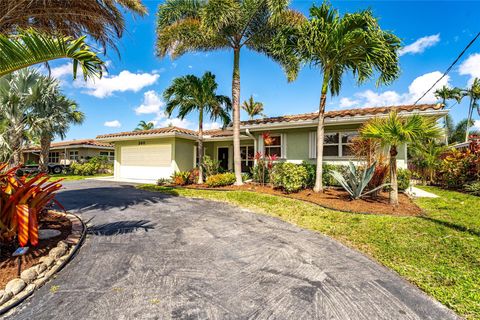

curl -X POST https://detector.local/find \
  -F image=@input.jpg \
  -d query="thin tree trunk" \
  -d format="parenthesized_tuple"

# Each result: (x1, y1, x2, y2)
(465, 97, 475, 142)
(9, 127, 23, 168)
(197, 109, 204, 184)
(232, 47, 242, 185)
(389, 145, 399, 205)
(39, 134, 52, 173)
(313, 75, 329, 193)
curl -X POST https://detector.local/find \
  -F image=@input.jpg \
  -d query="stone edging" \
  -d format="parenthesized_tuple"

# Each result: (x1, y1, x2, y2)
(0, 211, 86, 315)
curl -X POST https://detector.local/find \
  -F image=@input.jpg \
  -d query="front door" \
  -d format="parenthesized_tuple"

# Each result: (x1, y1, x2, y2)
(218, 147, 229, 171)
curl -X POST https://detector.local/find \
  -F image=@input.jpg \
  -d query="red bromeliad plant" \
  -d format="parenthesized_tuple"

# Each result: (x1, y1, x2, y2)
(0, 163, 63, 246)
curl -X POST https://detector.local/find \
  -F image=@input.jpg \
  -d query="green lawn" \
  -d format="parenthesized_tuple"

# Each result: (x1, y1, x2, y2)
(137, 184, 480, 319)
(46, 173, 112, 182)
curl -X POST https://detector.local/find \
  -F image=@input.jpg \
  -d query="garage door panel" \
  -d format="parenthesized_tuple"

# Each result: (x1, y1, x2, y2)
(121, 145, 171, 166)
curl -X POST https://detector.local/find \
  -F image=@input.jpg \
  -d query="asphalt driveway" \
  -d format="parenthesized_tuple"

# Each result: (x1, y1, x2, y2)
(5, 180, 458, 320)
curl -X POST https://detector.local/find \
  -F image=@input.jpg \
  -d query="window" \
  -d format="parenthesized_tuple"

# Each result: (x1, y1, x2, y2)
(341, 132, 358, 156)
(309, 131, 359, 158)
(264, 135, 282, 157)
(240, 146, 255, 172)
(69, 150, 79, 161)
(100, 151, 115, 161)
(48, 152, 59, 163)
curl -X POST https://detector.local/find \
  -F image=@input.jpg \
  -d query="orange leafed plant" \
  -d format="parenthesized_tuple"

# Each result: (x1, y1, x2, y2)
(0, 163, 63, 246)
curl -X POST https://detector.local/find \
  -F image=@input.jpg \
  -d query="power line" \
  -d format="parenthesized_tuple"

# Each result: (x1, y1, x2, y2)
(413, 31, 480, 105)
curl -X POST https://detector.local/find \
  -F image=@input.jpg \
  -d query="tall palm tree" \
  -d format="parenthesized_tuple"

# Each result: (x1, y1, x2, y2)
(163, 72, 231, 184)
(449, 118, 479, 144)
(435, 86, 465, 144)
(156, 0, 303, 185)
(272, 3, 400, 192)
(0, 68, 40, 166)
(0, 29, 105, 79)
(461, 78, 480, 142)
(30, 76, 84, 172)
(134, 120, 155, 131)
(361, 112, 442, 205)
(242, 95, 266, 120)
(0, 0, 147, 51)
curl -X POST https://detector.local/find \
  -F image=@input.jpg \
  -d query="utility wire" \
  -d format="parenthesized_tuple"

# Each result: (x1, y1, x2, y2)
(414, 31, 480, 105)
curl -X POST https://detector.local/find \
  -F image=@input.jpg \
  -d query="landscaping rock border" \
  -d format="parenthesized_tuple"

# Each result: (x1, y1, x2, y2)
(0, 211, 86, 316)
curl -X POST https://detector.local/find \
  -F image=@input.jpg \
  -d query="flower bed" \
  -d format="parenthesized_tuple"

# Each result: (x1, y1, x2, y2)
(185, 183, 422, 216)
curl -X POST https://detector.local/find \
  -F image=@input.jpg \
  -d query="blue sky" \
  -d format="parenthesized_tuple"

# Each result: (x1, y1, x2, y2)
(49, 1, 480, 141)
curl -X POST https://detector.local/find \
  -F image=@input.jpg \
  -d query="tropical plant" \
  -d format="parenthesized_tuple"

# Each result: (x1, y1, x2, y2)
(156, 178, 171, 186)
(206, 172, 236, 188)
(0, 163, 63, 246)
(434, 85, 463, 106)
(30, 76, 84, 172)
(409, 139, 445, 184)
(361, 112, 442, 204)
(156, 0, 303, 185)
(242, 95, 265, 120)
(251, 152, 277, 185)
(134, 120, 154, 131)
(272, 3, 400, 192)
(0, 29, 104, 79)
(448, 118, 479, 144)
(330, 161, 388, 200)
(438, 140, 480, 188)
(0, 68, 41, 166)
(0, 0, 147, 51)
(396, 168, 412, 191)
(171, 171, 192, 186)
(202, 155, 221, 177)
(164, 72, 231, 184)
(464, 181, 480, 196)
(270, 162, 308, 193)
(349, 137, 381, 166)
(70, 156, 111, 176)
(460, 78, 480, 142)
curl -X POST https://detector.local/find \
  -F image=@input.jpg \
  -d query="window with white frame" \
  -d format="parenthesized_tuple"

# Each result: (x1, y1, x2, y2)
(100, 151, 115, 161)
(240, 145, 254, 172)
(264, 135, 282, 157)
(69, 150, 79, 161)
(309, 131, 359, 158)
(48, 152, 59, 163)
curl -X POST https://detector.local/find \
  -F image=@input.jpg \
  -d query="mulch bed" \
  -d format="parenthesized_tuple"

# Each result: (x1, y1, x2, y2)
(184, 183, 423, 216)
(0, 211, 71, 288)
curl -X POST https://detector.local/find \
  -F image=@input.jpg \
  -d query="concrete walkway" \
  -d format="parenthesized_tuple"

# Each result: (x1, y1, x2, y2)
(6, 180, 457, 320)
(407, 186, 439, 198)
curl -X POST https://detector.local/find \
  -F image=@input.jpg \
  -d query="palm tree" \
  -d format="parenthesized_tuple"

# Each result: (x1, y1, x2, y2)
(30, 76, 84, 172)
(242, 95, 266, 120)
(361, 112, 442, 205)
(163, 72, 231, 184)
(435, 86, 464, 144)
(449, 118, 479, 144)
(461, 78, 480, 142)
(0, 29, 104, 79)
(0, 0, 147, 51)
(409, 139, 445, 184)
(134, 120, 155, 131)
(0, 68, 40, 166)
(156, 0, 303, 185)
(272, 3, 400, 192)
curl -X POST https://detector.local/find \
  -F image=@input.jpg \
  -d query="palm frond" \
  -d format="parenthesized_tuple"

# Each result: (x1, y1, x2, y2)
(0, 29, 105, 80)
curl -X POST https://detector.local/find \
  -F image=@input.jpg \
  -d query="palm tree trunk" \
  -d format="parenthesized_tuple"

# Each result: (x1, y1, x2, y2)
(313, 74, 329, 193)
(198, 109, 204, 184)
(39, 133, 52, 173)
(465, 97, 475, 142)
(389, 145, 399, 205)
(232, 47, 242, 185)
(9, 127, 23, 168)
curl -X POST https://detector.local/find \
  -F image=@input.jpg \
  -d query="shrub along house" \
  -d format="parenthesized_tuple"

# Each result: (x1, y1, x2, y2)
(23, 139, 115, 166)
(96, 104, 447, 182)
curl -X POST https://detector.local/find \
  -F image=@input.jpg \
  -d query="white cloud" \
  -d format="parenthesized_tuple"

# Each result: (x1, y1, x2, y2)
(74, 70, 159, 98)
(135, 90, 165, 115)
(341, 71, 450, 107)
(104, 120, 121, 128)
(153, 117, 193, 129)
(475, 120, 480, 130)
(204, 122, 221, 130)
(339, 97, 360, 108)
(50, 62, 73, 79)
(399, 34, 440, 56)
(459, 53, 480, 83)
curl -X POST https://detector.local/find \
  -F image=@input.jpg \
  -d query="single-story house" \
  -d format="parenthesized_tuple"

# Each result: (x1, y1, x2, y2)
(96, 104, 447, 182)
(23, 139, 115, 165)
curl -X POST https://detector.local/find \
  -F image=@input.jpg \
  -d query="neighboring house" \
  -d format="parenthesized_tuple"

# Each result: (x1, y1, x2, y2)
(23, 139, 115, 165)
(96, 104, 447, 182)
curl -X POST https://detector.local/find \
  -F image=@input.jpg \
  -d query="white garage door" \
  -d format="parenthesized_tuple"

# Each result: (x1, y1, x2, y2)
(119, 144, 173, 181)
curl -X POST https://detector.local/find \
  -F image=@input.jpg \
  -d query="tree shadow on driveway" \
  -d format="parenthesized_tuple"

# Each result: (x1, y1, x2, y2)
(54, 184, 179, 213)
(87, 220, 156, 236)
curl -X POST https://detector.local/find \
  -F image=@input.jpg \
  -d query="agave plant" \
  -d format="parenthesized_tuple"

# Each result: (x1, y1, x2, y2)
(330, 161, 389, 200)
(0, 163, 63, 246)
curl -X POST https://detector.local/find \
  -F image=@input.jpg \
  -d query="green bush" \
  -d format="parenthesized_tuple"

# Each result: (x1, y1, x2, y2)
(70, 156, 113, 176)
(202, 155, 221, 177)
(270, 162, 308, 193)
(171, 171, 191, 185)
(206, 173, 236, 187)
(156, 178, 171, 186)
(397, 168, 412, 190)
(464, 181, 480, 196)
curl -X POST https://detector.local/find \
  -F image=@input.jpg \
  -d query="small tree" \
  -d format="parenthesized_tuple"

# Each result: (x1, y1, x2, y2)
(164, 72, 231, 184)
(242, 96, 266, 120)
(361, 112, 442, 205)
